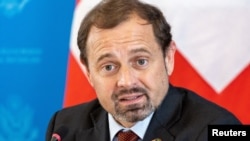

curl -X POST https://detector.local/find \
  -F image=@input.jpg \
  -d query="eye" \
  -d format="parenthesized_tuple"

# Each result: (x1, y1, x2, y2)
(136, 58, 148, 67)
(99, 63, 119, 76)
(103, 64, 115, 72)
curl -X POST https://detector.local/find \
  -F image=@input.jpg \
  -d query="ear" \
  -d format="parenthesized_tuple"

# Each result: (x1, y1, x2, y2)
(164, 41, 177, 75)
(80, 59, 94, 87)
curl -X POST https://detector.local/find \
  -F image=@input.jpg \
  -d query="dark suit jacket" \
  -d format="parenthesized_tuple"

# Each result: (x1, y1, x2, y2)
(46, 85, 241, 141)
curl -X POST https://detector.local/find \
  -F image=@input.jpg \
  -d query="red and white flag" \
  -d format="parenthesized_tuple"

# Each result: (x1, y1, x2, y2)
(64, 0, 250, 124)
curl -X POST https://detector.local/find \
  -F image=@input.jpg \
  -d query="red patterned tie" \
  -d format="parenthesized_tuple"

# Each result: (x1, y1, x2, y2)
(117, 130, 139, 141)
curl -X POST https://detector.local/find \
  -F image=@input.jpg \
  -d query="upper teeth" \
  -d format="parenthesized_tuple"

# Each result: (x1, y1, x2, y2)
(125, 96, 137, 100)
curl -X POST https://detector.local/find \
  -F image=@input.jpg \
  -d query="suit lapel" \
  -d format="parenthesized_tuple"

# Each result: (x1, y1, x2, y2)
(75, 85, 184, 141)
(143, 85, 183, 141)
(75, 107, 110, 141)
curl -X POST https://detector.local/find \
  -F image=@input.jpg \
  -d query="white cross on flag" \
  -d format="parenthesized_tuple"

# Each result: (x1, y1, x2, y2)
(64, 0, 250, 124)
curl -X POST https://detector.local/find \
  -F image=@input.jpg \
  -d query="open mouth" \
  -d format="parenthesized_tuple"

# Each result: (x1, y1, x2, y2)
(119, 94, 144, 104)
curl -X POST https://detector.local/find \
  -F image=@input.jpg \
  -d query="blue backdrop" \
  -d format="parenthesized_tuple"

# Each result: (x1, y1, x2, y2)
(0, 0, 74, 140)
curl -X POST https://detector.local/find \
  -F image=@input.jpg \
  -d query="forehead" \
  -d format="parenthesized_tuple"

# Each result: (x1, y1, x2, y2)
(84, 14, 163, 66)
(86, 15, 155, 48)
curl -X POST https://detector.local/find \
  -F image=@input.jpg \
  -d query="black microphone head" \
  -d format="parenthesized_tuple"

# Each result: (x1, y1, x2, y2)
(51, 126, 68, 141)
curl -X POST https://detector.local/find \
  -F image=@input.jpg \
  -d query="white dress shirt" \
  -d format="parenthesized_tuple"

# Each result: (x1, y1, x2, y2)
(108, 112, 154, 141)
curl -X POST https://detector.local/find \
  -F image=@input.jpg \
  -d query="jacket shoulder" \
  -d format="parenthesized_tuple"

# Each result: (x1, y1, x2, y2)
(46, 99, 104, 141)
(55, 99, 102, 126)
(176, 86, 241, 123)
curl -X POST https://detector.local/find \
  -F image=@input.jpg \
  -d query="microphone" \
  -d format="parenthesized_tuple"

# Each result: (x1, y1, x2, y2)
(50, 126, 68, 141)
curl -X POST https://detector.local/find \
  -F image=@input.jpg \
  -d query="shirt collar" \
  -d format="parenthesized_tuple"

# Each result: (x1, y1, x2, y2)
(108, 112, 154, 141)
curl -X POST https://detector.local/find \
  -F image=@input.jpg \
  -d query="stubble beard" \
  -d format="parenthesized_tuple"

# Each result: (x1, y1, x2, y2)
(111, 87, 156, 123)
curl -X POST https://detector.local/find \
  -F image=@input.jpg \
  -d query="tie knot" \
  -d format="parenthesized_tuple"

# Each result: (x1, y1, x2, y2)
(117, 130, 139, 141)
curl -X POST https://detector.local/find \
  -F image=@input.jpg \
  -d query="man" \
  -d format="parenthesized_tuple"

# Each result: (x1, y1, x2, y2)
(46, 0, 241, 140)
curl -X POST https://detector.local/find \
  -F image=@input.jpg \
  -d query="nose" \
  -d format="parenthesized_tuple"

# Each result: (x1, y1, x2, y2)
(117, 66, 137, 88)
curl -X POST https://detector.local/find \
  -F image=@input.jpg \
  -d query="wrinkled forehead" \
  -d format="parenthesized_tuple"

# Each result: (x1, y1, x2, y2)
(86, 14, 154, 47)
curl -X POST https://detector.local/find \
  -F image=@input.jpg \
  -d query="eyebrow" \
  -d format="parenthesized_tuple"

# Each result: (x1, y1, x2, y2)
(96, 48, 152, 63)
(129, 48, 152, 55)
(96, 53, 115, 64)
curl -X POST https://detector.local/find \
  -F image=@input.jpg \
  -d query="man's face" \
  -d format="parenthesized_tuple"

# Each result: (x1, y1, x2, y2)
(85, 15, 176, 127)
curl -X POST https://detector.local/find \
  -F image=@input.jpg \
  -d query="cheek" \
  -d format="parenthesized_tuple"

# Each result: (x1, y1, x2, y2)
(90, 75, 116, 111)
(143, 65, 168, 105)
(143, 63, 168, 88)
(92, 78, 112, 100)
